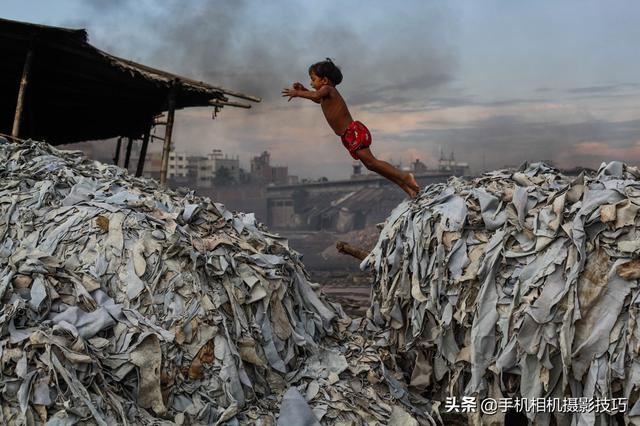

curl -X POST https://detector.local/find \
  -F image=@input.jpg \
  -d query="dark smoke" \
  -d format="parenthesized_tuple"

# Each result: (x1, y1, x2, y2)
(64, 1, 457, 103)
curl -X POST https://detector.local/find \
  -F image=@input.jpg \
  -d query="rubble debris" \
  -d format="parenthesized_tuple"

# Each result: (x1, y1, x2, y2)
(362, 161, 640, 424)
(0, 139, 433, 425)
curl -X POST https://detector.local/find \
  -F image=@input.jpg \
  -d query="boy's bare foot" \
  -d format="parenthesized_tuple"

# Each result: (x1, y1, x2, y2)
(402, 184, 418, 198)
(403, 173, 420, 198)
(400, 182, 418, 198)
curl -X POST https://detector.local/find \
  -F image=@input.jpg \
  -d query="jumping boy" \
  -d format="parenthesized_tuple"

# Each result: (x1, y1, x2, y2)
(282, 59, 420, 198)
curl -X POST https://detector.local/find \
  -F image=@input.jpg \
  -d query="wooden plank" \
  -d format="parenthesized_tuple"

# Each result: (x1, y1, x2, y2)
(113, 136, 122, 165)
(135, 122, 152, 177)
(209, 99, 252, 109)
(124, 136, 133, 169)
(336, 241, 369, 261)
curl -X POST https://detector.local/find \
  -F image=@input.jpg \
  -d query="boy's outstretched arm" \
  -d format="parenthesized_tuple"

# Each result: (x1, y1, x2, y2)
(282, 85, 330, 104)
(285, 82, 310, 102)
(293, 82, 309, 91)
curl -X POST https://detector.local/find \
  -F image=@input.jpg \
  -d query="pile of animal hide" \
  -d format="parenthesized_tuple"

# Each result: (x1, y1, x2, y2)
(0, 139, 430, 425)
(362, 161, 640, 425)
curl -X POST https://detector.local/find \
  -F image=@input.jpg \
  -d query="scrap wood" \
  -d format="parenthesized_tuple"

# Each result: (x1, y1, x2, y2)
(336, 240, 369, 261)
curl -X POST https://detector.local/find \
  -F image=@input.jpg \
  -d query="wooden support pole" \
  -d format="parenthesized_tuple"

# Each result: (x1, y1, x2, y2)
(160, 83, 178, 186)
(136, 122, 152, 177)
(12, 48, 35, 140)
(336, 241, 369, 261)
(113, 137, 122, 165)
(124, 137, 133, 170)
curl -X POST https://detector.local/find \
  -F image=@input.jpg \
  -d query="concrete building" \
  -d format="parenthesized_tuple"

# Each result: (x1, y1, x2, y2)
(208, 149, 241, 183)
(128, 148, 242, 189)
(168, 151, 189, 178)
(127, 150, 162, 180)
(250, 151, 289, 185)
(251, 151, 271, 180)
(184, 155, 208, 187)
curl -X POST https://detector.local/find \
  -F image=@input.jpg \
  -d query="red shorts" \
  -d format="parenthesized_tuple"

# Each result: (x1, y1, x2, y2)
(340, 121, 371, 159)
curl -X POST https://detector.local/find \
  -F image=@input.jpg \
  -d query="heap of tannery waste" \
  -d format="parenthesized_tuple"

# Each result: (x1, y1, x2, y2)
(0, 139, 433, 426)
(362, 161, 640, 425)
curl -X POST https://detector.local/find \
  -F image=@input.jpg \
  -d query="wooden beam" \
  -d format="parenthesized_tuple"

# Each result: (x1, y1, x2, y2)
(160, 83, 178, 186)
(336, 241, 369, 261)
(12, 48, 35, 140)
(218, 90, 261, 103)
(124, 137, 133, 169)
(208, 99, 252, 109)
(136, 122, 152, 177)
(113, 136, 122, 165)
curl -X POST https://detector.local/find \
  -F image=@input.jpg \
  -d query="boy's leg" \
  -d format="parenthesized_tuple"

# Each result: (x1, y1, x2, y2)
(355, 148, 420, 197)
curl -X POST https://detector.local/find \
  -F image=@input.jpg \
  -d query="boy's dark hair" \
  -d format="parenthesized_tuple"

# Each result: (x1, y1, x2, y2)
(308, 58, 343, 85)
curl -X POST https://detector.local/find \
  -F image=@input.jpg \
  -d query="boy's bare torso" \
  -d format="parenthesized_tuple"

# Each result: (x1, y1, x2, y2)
(321, 87, 354, 135)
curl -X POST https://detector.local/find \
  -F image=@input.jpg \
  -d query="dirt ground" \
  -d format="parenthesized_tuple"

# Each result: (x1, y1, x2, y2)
(310, 270, 371, 317)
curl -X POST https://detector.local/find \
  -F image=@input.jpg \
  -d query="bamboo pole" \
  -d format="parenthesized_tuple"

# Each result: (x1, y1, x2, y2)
(12, 48, 35, 140)
(208, 99, 252, 109)
(160, 83, 177, 186)
(124, 137, 133, 169)
(135, 122, 152, 177)
(336, 241, 369, 261)
(113, 137, 122, 165)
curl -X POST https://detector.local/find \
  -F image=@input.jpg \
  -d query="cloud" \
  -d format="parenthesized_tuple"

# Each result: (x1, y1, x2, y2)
(80, 0, 130, 11)
(42, 1, 640, 180)
(65, 1, 457, 105)
(566, 83, 639, 95)
(558, 140, 640, 167)
(409, 117, 640, 171)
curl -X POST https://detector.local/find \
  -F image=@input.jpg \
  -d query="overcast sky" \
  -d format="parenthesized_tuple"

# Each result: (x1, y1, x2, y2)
(3, 1, 640, 178)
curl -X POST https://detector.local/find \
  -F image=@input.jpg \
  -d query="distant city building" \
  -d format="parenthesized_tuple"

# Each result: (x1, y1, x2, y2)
(251, 151, 272, 181)
(438, 149, 469, 175)
(186, 155, 208, 187)
(127, 150, 162, 180)
(208, 149, 241, 181)
(144, 152, 163, 180)
(168, 150, 188, 178)
(412, 158, 428, 173)
(250, 150, 289, 185)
